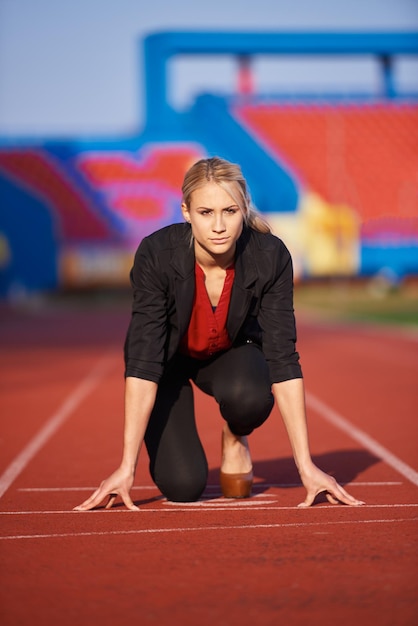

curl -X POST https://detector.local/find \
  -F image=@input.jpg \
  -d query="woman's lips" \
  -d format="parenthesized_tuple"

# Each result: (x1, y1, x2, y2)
(210, 237, 229, 244)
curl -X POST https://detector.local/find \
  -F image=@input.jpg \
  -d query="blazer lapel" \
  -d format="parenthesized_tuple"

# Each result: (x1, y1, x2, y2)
(170, 233, 195, 341)
(227, 229, 258, 343)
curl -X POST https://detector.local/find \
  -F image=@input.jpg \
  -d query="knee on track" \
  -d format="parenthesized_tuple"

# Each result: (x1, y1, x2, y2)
(154, 473, 207, 503)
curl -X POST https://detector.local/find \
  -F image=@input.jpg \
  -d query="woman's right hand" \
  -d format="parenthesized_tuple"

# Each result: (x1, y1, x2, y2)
(73, 467, 139, 511)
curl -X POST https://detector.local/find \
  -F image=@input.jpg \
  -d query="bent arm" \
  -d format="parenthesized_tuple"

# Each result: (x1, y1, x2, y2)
(273, 378, 364, 507)
(74, 377, 157, 511)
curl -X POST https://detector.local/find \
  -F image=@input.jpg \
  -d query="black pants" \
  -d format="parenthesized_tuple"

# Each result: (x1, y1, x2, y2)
(144, 343, 274, 502)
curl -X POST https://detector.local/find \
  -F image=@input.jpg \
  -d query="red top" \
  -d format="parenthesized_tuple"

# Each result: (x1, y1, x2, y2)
(180, 263, 235, 359)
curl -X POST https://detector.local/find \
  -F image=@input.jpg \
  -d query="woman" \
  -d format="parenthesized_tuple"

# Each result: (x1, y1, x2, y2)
(74, 157, 364, 511)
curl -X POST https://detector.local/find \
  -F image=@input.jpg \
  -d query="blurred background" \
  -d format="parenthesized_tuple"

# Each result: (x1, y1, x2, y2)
(0, 0, 417, 324)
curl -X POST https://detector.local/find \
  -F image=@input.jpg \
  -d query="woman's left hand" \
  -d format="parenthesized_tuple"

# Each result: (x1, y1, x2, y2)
(297, 462, 365, 507)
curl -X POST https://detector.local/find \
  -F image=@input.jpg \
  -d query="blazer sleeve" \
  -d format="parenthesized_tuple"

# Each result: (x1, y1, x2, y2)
(124, 237, 168, 383)
(257, 241, 303, 384)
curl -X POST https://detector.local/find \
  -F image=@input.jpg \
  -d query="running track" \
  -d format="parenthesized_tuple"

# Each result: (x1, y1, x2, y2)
(1, 298, 417, 626)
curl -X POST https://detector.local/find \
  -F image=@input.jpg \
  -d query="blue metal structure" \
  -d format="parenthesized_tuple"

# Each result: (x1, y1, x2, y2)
(144, 31, 418, 129)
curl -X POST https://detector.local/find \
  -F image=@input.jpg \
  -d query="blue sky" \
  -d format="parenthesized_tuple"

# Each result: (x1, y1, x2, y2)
(0, 0, 417, 137)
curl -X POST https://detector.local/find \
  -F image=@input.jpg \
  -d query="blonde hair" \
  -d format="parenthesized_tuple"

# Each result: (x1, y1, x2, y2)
(181, 157, 271, 234)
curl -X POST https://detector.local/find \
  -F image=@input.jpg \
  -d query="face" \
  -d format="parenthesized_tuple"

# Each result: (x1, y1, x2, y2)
(182, 181, 244, 265)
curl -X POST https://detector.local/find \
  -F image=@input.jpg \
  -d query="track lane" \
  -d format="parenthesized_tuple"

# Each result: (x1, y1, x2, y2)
(1, 305, 417, 626)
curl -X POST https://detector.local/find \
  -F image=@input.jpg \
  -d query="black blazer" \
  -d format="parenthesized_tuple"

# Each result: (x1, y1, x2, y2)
(124, 223, 302, 384)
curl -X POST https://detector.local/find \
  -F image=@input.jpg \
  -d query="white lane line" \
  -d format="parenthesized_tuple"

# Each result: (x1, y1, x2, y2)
(16, 481, 403, 492)
(165, 499, 274, 507)
(18, 486, 164, 492)
(305, 390, 418, 487)
(0, 353, 115, 500)
(1, 504, 417, 515)
(1, 517, 417, 540)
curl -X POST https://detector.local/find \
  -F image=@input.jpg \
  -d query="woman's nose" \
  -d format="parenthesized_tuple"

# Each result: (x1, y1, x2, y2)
(213, 214, 226, 232)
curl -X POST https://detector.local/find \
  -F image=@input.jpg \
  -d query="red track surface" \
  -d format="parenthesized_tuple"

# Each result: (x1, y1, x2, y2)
(1, 299, 417, 626)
